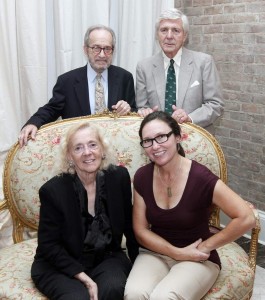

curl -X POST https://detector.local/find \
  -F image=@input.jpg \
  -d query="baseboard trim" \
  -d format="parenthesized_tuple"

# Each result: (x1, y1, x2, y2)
(220, 209, 265, 245)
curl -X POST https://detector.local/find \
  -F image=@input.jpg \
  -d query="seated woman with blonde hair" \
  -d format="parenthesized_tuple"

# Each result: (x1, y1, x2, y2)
(31, 122, 138, 300)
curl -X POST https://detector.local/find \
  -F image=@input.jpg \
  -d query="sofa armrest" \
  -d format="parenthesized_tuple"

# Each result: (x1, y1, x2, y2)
(247, 201, 261, 272)
(0, 199, 8, 211)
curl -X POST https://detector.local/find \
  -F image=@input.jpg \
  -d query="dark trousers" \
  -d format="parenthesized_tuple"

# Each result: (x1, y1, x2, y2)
(31, 251, 132, 300)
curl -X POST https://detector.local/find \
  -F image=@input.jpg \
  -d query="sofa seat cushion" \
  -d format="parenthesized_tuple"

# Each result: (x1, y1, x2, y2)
(0, 239, 253, 299)
(0, 238, 47, 299)
(203, 242, 254, 300)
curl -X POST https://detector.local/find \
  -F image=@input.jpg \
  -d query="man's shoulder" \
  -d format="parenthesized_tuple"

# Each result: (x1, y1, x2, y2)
(182, 47, 213, 61)
(108, 64, 133, 76)
(137, 52, 162, 67)
(58, 65, 87, 80)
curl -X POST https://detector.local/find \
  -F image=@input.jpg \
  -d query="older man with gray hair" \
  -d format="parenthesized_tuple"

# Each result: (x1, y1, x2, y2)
(136, 8, 224, 134)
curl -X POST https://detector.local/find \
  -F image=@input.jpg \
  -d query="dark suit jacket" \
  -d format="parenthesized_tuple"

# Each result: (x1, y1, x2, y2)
(33, 166, 138, 278)
(25, 65, 137, 129)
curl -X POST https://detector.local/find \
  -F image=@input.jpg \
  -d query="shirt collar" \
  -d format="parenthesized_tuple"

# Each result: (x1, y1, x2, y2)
(87, 63, 108, 83)
(163, 47, 182, 68)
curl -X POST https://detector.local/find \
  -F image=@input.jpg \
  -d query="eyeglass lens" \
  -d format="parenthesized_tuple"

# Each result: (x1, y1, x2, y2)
(89, 46, 113, 55)
(140, 131, 173, 148)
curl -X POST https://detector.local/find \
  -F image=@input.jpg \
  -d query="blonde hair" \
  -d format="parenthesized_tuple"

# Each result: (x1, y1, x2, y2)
(59, 122, 117, 174)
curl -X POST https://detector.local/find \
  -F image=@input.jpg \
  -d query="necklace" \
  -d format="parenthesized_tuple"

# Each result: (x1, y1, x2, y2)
(157, 157, 183, 197)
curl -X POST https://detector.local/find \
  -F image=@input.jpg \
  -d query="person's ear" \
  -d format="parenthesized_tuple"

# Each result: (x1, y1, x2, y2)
(67, 152, 73, 162)
(183, 33, 188, 45)
(175, 135, 182, 143)
(83, 45, 89, 56)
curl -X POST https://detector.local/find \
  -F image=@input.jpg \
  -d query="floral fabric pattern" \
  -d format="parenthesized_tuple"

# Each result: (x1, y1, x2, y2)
(0, 116, 254, 299)
(7, 118, 222, 229)
(0, 238, 254, 299)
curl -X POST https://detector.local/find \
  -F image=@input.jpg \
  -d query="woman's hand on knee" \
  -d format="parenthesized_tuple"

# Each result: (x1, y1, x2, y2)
(181, 239, 210, 262)
(75, 272, 98, 300)
(86, 280, 98, 300)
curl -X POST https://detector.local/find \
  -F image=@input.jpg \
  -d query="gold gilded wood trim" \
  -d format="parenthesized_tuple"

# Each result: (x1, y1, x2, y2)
(40, 116, 227, 230)
(0, 199, 8, 211)
(1, 155, 8, 211)
(3, 113, 228, 242)
(3, 141, 28, 243)
(39, 113, 227, 185)
(3, 113, 143, 243)
(247, 201, 261, 273)
(181, 122, 228, 228)
(1, 113, 260, 299)
(39, 111, 141, 131)
(181, 122, 228, 184)
(3, 111, 259, 271)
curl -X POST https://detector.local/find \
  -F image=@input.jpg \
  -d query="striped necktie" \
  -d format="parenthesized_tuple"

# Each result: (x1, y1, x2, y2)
(165, 59, 176, 113)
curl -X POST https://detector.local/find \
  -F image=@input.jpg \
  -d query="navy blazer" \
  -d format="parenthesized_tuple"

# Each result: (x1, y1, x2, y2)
(25, 65, 137, 128)
(33, 166, 138, 277)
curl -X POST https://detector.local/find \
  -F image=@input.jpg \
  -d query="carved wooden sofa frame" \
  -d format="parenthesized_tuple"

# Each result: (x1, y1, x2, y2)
(0, 113, 260, 299)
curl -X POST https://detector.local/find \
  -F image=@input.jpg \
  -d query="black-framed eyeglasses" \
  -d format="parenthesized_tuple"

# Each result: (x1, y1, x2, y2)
(88, 46, 114, 55)
(140, 131, 173, 148)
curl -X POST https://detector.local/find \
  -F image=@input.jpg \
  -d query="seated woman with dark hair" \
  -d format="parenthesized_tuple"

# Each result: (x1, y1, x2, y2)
(31, 122, 138, 300)
(124, 111, 255, 300)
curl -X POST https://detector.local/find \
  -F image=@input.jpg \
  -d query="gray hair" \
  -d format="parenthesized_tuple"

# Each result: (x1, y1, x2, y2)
(84, 25, 116, 48)
(155, 8, 189, 36)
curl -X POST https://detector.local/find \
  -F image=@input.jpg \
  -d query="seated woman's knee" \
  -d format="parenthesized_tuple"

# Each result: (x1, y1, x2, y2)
(124, 289, 151, 300)
(99, 278, 125, 299)
(56, 289, 89, 300)
(150, 290, 185, 300)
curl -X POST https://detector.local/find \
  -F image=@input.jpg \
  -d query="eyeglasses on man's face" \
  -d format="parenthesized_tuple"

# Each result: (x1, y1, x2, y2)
(140, 131, 173, 148)
(88, 46, 114, 55)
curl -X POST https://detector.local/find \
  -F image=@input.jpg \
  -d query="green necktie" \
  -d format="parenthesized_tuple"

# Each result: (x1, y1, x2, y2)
(165, 59, 176, 113)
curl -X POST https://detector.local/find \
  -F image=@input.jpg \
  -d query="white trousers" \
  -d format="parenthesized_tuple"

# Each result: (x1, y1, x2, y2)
(124, 248, 220, 300)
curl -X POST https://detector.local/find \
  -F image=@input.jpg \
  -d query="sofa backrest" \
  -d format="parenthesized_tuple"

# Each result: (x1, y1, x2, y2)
(3, 114, 227, 242)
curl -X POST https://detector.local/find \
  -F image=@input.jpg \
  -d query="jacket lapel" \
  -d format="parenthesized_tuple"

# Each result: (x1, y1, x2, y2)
(153, 53, 166, 110)
(178, 48, 193, 108)
(107, 66, 119, 109)
(74, 65, 91, 115)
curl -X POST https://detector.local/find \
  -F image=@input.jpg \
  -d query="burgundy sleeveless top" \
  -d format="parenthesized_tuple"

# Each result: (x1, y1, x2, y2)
(134, 160, 221, 268)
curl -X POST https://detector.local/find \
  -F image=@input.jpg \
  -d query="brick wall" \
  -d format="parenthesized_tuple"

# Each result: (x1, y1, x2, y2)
(175, 0, 265, 210)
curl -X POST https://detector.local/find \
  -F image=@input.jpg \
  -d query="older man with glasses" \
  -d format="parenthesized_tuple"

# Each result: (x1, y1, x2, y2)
(19, 25, 137, 147)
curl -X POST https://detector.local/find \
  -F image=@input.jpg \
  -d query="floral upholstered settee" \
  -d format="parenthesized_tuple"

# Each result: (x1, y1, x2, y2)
(0, 113, 260, 299)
